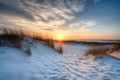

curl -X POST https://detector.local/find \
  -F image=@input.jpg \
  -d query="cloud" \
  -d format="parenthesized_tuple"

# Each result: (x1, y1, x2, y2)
(0, 0, 99, 32)
(79, 21, 96, 31)
(81, 21, 96, 27)
(0, 0, 86, 21)
(69, 20, 96, 31)
(0, 0, 35, 21)
(70, 23, 80, 28)
(65, 0, 85, 12)
(36, 19, 66, 28)
(21, 0, 75, 21)
(41, 28, 54, 31)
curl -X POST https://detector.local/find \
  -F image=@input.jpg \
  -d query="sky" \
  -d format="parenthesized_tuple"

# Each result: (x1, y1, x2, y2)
(0, 0, 120, 40)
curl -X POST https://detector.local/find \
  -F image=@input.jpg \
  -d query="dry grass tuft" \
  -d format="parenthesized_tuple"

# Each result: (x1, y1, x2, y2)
(0, 27, 32, 56)
(25, 47, 32, 56)
(56, 43, 63, 54)
(0, 28, 24, 47)
(84, 46, 109, 56)
(84, 43, 120, 57)
(0, 27, 63, 55)
(108, 44, 120, 53)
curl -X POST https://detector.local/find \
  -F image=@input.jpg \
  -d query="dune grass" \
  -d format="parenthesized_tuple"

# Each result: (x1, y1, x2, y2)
(0, 27, 63, 54)
(56, 42, 63, 54)
(44, 35, 63, 54)
(112, 44, 120, 51)
(0, 27, 32, 55)
(108, 44, 120, 53)
(84, 46, 109, 56)
(0, 28, 24, 48)
(84, 44, 120, 57)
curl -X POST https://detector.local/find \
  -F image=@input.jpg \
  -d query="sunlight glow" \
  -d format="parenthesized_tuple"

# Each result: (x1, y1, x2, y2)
(57, 35, 63, 41)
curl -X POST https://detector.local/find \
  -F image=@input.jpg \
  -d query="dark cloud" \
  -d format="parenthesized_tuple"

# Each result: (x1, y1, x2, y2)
(0, 0, 35, 21)
(41, 28, 54, 31)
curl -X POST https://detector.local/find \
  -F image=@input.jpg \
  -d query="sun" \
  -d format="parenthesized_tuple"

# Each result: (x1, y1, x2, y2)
(57, 34, 63, 41)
